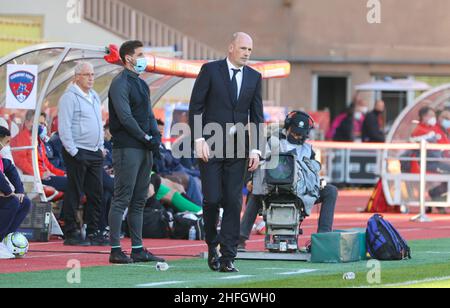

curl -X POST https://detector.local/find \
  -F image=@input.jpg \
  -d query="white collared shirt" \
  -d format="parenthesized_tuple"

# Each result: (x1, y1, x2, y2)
(195, 59, 261, 157)
(226, 58, 243, 100)
(73, 83, 93, 104)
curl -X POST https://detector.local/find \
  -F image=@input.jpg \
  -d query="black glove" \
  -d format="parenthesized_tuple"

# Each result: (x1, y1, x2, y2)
(144, 134, 161, 152)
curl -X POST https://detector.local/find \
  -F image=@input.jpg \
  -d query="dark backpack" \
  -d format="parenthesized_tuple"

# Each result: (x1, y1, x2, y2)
(171, 212, 205, 240)
(366, 214, 411, 261)
(123, 200, 172, 239)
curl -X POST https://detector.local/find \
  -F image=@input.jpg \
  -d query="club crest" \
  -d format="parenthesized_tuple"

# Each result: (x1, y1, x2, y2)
(9, 70, 36, 103)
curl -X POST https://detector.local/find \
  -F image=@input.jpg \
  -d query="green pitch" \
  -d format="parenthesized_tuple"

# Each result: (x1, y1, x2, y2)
(1, 238, 450, 288)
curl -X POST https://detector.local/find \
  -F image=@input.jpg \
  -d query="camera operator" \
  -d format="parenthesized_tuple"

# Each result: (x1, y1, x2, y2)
(239, 111, 338, 251)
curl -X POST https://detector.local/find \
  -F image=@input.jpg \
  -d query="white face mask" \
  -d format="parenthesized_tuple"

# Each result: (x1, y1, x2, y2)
(427, 117, 437, 127)
(354, 112, 363, 121)
(442, 119, 450, 130)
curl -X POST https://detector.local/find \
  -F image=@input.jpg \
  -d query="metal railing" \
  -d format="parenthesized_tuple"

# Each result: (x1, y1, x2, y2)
(82, 0, 223, 60)
(311, 141, 450, 222)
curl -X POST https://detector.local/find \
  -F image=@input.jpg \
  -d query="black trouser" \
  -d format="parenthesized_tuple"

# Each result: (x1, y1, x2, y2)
(109, 148, 153, 248)
(99, 170, 114, 232)
(62, 148, 104, 235)
(240, 185, 338, 240)
(199, 158, 247, 263)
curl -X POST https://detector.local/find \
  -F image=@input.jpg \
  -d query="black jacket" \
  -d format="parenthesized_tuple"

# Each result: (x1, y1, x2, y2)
(108, 69, 159, 149)
(362, 111, 385, 142)
(188, 59, 264, 156)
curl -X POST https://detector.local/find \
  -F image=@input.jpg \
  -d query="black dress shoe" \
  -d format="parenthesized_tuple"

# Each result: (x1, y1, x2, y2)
(88, 231, 110, 247)
(63, 232, 91, 247)
(109, 250, 133, 264)
(131, 249, 165, 263)
(237, 238, 247, 252)
(208, 246, 220, 271)
(219, 260, 239, 273)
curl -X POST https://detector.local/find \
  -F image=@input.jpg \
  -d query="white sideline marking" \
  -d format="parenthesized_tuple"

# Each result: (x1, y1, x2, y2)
(137, 281, 186, 287)
(423, 251, 450, 255)
(219, 275, 254, 280)
(278, 269, 318, 276)
(359, 276, 450, 288)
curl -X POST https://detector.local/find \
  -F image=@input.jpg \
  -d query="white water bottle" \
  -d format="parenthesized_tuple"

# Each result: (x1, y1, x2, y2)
(188, 226, 197, 241)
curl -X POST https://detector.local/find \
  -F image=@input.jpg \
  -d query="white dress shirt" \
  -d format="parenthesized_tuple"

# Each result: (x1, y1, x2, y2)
(226, 58, 243, 100)
(73, 83, 93, 105)
(195, 59, 261, 158)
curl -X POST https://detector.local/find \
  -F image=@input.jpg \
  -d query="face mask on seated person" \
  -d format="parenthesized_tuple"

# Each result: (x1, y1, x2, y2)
(441, 119, 450, 131)
(287, 132, 307, 146)
(38, 125, 49, 143)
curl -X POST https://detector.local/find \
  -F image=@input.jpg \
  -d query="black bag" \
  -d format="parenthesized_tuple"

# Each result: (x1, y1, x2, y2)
(141, 207, 172, 239)
(171, 212, 205, 240)
(123, 199, 172, 239)
(366, 214, 411, 261)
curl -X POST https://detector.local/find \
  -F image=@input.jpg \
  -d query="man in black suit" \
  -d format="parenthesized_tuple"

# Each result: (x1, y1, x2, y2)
(189, 32, 264, 273)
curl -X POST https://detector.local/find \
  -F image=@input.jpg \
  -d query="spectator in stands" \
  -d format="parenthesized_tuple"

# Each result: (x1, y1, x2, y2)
(437, 109, 450, 139)
(11, 110, 68, 192)
(362, 100, 386, 142)
(332, 99, 368, 142)
(411, 107, 450, 212)
(0, 126, 31, 259)
(58, 61, 108, 247)
(411, 107, 449, 144)
(47, 117, 66, 170)
(103, 121, 113, 173)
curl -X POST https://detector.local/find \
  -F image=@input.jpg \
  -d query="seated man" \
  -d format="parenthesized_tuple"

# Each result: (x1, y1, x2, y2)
(11, 111, 67, 192)
(411, 107, 450, 213)
(153, 119, 203, 206)
(239, 111, 338, 250)
(0, 127, 31, 259)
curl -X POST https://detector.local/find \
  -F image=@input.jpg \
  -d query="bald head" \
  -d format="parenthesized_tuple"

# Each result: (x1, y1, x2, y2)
(228, 32, 253, 67)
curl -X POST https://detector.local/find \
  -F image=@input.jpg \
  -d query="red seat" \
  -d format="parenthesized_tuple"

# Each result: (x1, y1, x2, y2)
(43, 185, 64, 202)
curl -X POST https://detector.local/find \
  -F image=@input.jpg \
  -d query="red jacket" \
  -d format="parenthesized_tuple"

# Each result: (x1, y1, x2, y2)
(11, 128, 65, 178)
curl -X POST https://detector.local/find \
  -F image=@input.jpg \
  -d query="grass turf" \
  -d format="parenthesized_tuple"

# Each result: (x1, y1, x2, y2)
(0, 238, 450, 288)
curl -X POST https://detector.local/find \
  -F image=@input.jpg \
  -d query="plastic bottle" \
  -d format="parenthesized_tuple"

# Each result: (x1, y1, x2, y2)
(343, 272, 356, 280)
(188, 226, 197, 240)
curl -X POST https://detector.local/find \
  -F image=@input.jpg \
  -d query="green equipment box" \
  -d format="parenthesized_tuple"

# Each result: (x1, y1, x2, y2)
(311, 230, 365, 263)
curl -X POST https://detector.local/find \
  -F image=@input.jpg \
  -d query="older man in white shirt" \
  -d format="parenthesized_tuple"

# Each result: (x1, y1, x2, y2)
(58, 62, 107, 247)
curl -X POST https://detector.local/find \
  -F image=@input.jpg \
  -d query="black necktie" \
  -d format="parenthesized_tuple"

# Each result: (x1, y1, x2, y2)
(230, 68, 240, 106)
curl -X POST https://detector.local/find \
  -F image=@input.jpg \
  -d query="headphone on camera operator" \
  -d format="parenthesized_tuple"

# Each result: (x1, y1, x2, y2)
(283, 111, 315, 145)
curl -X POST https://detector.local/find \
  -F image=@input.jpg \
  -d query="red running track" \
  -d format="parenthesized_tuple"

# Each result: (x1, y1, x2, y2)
(1, 190, 449, 274)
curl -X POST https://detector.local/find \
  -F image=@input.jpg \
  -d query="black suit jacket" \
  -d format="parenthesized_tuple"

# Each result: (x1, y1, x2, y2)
(188, 59, 264, 157)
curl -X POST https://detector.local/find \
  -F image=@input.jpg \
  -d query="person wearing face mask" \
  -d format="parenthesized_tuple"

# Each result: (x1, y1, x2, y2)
(107, 40, 163, 264)
(411, 107, 449, 144)
(0, 118, 14, 163)
(239, 111, 338, 251)
(437, 109, 450, 139)
(411, 107, 450, 211)
(362, 100, 386, 143)
(11, 111, 67, 192)
(0, 126, 31, 259)
(333, 99, 367, 142)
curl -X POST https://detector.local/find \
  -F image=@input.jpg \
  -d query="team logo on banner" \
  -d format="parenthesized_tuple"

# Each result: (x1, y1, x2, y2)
(8, 71, 36, 103)
(6, 64, 38, 110)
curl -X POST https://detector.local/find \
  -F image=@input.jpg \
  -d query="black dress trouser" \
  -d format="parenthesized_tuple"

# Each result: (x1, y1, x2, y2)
(199, 158, 247, 262)
(62, 148, 104, 235)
